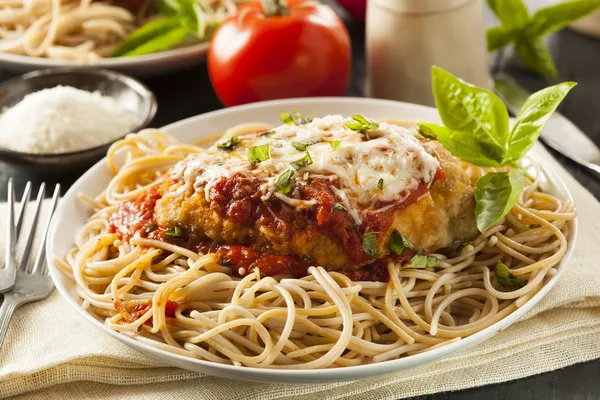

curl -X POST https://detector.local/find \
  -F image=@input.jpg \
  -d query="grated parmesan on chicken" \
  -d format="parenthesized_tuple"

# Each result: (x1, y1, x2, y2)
(169, 115, 440, 220)
(0, 86, 133, 154)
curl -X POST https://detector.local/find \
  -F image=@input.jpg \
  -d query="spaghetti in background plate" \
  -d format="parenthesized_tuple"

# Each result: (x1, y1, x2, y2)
(47, 98, 577, 382)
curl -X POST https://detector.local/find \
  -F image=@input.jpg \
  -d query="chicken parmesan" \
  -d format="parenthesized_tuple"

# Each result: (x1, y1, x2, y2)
(108, 115, 478, 278)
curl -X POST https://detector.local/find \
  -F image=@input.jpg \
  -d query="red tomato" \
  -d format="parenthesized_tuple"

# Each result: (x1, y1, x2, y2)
(337, 0, 366, 22)
(208, 0, 352, 107)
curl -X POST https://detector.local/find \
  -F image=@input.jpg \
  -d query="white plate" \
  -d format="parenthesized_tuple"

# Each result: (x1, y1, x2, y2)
(46, 97, 577, 383)
(0, 43, 208, 78)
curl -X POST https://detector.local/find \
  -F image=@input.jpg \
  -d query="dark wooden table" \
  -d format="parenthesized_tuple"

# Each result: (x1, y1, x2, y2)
(1, 2, 599, 400)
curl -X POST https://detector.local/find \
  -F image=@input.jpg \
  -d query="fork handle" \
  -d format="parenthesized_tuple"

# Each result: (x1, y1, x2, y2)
(0, 295, 21, 350)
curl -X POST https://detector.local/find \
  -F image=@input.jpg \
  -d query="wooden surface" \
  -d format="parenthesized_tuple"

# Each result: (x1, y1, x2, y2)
(0, 2, 599, 399)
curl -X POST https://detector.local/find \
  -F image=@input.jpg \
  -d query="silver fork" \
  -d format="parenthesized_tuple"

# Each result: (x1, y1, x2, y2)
(0, 179, 33, 293)
(0, 182, 61, 348)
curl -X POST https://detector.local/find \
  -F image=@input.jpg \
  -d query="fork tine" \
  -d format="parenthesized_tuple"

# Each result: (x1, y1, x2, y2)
(2, 179, 17, 290)
(15, 181, 32, 237)
(17, 183, 45, 272)
(32, 184, 61, 275)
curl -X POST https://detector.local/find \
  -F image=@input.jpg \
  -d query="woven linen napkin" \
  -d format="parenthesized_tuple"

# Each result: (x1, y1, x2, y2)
(2, 143, 600, 400)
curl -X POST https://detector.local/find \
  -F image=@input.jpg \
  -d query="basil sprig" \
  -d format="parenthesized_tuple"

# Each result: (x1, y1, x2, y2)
(345, 115, 379, 138)
(486, 0, 600, 77)
(495, 261, 525, 290)
(418, 67, 575, 233)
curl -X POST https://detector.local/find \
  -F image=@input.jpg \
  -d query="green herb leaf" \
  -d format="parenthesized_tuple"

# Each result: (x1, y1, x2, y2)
(402, 253, 440, 270)
(487, 25, 521, 52)
(146, 222, 158, 232)
(390, 230, 414, 255)
(275, 169, 295, 194)
(246, 145, 270, 165)
(291, 141, 318, 151)
(416, 123, 505, 167)
(495, 261, 525, 290)
(280, 109, 310, 125)
(362, 232, 383, 258)
(217, 136, 240, 151)
(280, 112, 294, 125)
(345, 115, 379, 137)
(121, 26, 190, 57)
(110, 17, 181, 57)
(259, 130, 275, 137)
(431, 66, 510, 150)
(418, 124, 438, 139)
(377, 178, 384, 190)
(331, 203, 347, 212)
(475, 170, 525, 233)
(486, 0, 529, 26)
(526, 0, 600, 37)
(506, 82, 577, 161)
(165, 226, 182, 237)
(514, 35, 558, 78)
(290, 152, 313, 171)
(303, 171, 310, 181)
(329, 140, 341, 150)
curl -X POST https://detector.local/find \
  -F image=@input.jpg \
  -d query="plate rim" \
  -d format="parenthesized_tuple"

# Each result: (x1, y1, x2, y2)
(46, 97, 578, 382)
(0, 42, 208, 69)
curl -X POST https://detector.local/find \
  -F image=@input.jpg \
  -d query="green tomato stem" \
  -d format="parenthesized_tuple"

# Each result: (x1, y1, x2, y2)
(261, 0, 288, 16)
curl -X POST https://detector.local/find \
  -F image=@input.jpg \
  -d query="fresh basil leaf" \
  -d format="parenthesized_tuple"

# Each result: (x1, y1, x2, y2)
(275, 169, 295, 194)
(280, 112, 294, 125)
(402, 253, 440, 270)
(165, 226, 182, 237)
(377, 178, 384, 190)
(495, 261, 525, 290)
(146, 222, 158, 232)
(487, 25, 521, 52)
(416, 123, 505, 167)
(291, 141, 318, 151)
(506, 82, 577, 161)
(514, 35, 558, 78)
(259, 130, 275, 137)
(475, 170, 525, 233)
(246, 145, 270, 165)
(331, 203, 347, 212)
(431, 66, 510, 150)
(362, 232, 382, 258)
(290, 152, 313, 171)
(345, 115, 379, 137)
(329, 140, 341, 150)
(217, 136, 240, 151)
(390, 230, 414, 255)
(526, 0, 600, 37)
(486, 0, 529, 26)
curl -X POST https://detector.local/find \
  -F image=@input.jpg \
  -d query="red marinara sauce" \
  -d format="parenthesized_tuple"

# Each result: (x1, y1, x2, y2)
(108, 186, 161, 241)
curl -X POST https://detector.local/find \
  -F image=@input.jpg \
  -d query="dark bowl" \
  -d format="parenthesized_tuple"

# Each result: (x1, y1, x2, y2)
(0, 68, 157, 171)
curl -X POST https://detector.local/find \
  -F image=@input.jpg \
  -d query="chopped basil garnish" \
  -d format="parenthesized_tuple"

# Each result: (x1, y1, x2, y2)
(331, 203, 347, 212)
(390, 230, 414, 255)
(329, 140, 341, 151)
(165, 226, 182, 237)
(246, 144, 270, 165)
(146, 222, 158, 232)
(362, 231, 382, 258)
(402, 253, 440, 269)
(217, 136, 240, 151)
(280, 109, 311, 125)
(275, 169, 295, 194)
(378, 178, 384, 190)
(495, 261, 525, 291)
(290, 152, 313, 171)
(345, 115, 379, 138)
(303, 171, 310, 181)
(259, 130, 275, 137)
(291, 141, 318, 151)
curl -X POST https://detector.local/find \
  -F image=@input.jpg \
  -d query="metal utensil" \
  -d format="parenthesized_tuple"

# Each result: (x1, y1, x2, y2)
(0, 183, 60, 348)
(494, 73, 600, 177)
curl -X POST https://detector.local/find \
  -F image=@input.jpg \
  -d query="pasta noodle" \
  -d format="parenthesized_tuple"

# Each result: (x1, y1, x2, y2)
(56, 125, 575, 368)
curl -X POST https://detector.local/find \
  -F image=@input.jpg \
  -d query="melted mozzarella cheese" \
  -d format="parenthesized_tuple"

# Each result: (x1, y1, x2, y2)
(170, 115, 440, 217)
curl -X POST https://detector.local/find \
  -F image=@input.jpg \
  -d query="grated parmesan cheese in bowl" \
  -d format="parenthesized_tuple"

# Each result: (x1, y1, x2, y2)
(0, 86, 134, 154)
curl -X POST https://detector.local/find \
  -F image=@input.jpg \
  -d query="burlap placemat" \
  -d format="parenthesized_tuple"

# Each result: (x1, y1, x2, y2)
(1, 143, 600, 399)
